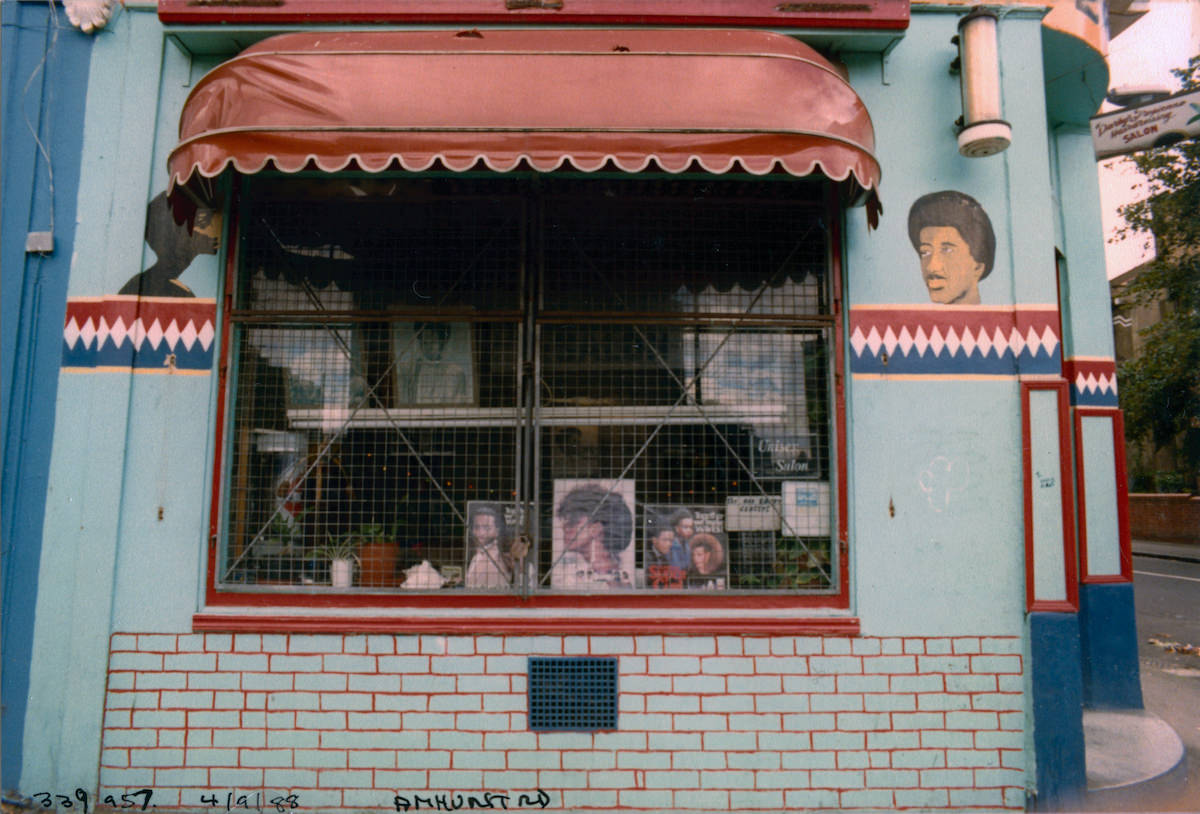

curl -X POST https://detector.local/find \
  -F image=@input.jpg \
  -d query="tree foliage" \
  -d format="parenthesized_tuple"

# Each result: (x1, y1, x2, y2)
(1114, 56, 1200, 487)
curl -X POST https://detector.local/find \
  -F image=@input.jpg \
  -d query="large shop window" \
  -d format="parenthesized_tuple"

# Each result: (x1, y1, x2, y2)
(216, 175, 844, 607)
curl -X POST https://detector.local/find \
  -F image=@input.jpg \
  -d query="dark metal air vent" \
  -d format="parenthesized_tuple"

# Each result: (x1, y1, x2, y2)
(527, 657, 618, 731)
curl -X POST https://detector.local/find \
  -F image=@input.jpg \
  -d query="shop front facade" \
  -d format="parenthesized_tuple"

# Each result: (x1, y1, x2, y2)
(7, 1, 1136, 810)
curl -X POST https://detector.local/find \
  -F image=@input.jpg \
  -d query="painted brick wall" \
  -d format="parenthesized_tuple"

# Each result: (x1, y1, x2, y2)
(101, 633, 1025, 811)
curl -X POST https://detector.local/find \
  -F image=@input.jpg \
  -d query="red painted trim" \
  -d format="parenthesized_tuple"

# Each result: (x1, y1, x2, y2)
(1113, 410, 1133, 580)
(1074, 407, 1133, 583)
(1081, 574, 1130, 585)
(849, 306, 1063, 340)
(829, 185, 851, 597)
(1028, 599, 1077, 614)
(207, 181, 239, 608)
(1021, 381, 1078, 613)
(157, 0, 910, 29)
(192, 612, 861, 636)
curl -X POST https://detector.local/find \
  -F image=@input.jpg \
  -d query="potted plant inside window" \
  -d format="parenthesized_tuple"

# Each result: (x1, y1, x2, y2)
(355, 522, 401, 587)
(316, 531, 360, 589)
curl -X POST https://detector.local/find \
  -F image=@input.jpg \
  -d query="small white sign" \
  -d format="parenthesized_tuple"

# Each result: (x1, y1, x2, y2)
(725, 495, 783, 531)
(781, 481, 830, 537)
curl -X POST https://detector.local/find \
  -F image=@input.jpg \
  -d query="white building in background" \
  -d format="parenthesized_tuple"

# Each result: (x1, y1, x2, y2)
(1099, 0, 1200, 279)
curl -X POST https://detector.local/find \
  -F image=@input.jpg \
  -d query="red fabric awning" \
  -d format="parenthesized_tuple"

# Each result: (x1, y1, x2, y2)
(168, 29, 881, 221)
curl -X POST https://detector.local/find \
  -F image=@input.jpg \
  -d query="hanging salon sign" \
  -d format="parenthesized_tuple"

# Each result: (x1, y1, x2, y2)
(1091, 89, 1200, 160)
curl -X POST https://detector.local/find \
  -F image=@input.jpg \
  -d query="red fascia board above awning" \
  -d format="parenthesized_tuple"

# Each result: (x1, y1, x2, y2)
(157, 0, 910, 30)
(167, 29, 882, 221)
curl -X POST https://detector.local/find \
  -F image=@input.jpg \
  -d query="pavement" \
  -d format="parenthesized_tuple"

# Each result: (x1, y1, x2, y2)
(1132, 538, 1200, 563)
(1083, 708, 1188, 811)
(1078, 537, 1198, 811)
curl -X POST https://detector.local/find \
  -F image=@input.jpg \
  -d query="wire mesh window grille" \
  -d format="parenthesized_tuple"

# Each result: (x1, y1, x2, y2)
(528, 657, 619, 732)
(221, 175, 838, 596)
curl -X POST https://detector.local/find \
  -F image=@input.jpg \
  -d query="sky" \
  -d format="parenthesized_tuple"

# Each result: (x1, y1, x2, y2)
(1097, 0, 1200, 278)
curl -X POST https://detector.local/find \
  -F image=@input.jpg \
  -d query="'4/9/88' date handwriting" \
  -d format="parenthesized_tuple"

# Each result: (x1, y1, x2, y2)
(198, 791, 300, 812)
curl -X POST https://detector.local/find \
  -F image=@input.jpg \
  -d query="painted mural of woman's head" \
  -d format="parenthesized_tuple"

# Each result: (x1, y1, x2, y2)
(118, 191, 221, 298)
(907, 191, 995, 305)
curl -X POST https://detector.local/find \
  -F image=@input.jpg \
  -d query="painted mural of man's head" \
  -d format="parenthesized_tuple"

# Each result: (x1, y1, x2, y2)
(907, 191, 995, 305)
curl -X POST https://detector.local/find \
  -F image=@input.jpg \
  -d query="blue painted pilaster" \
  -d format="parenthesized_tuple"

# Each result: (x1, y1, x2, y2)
(1, 1, 93, 792)
(1029, 611, 1087, 811)
(1079, 583, 1144, 709)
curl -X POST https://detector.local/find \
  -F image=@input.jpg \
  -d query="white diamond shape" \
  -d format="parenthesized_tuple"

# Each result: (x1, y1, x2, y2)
(108, 316, 128, 349)
(1041, 326, 1059, 356)
(850, 327, 867, 356)
(1076, 373, 1089, 393)
(865, 326, 883, 356)
(975, 327, 993, 358)
(928, 326, 945, 356)
(146, 318, 164, 350)
(64, 317, 81, 349)
(992, 327, 1009, 357)
(1008, 327, 1026, 357)
(198, 320, 215, 351)
(79, 317, 96, 349)
(95, 317, 112, 349)
(163, 319, 181, 349)
(897, 326, 914, 356)
(1025, 327, 1043, 357)
(960, 327, 978, 357)
(1084, 373, 1099, 393)
(1109, 375, 1119, 395)
(180, 320, 199, 351)
(944, 327, 961, 356)
(882, 326, 899, 355)
(130, 318, 147, 351)
(912, 326, 929, 356)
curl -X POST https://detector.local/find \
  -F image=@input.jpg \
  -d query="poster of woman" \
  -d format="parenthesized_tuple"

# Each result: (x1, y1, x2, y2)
(643, 505, 728, 590)
(550, 480, 635, 590)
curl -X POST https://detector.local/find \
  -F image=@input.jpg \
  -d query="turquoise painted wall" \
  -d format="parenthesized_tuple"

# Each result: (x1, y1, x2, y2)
(21, 8, 221, 792)
(1054, 127, 1116, 360)
(842, 9, 1053, 635)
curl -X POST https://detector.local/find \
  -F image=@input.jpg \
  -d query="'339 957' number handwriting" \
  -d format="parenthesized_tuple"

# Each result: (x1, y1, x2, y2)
(28, 788, 153, 812)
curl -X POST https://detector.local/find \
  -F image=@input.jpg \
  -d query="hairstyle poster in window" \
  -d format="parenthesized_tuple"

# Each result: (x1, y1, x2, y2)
(643, 505, 728, 590)
(550, 479, 635, 591)
(463, 501, 525, 591)
(392, 322, 476, 406)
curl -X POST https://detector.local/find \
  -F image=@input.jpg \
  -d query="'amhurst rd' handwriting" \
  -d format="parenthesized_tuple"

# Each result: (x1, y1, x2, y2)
(394, 789, 552, 811)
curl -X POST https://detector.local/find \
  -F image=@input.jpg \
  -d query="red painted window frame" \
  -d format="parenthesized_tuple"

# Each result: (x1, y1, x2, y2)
(1074, 407, 1132, 583)
(1021, 380, 1079, 613)
(196, 178, 856, 635)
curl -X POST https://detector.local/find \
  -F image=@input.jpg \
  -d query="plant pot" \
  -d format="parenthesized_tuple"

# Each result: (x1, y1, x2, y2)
(359, 540, 399, 587)
(330, 558, 354, 589)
